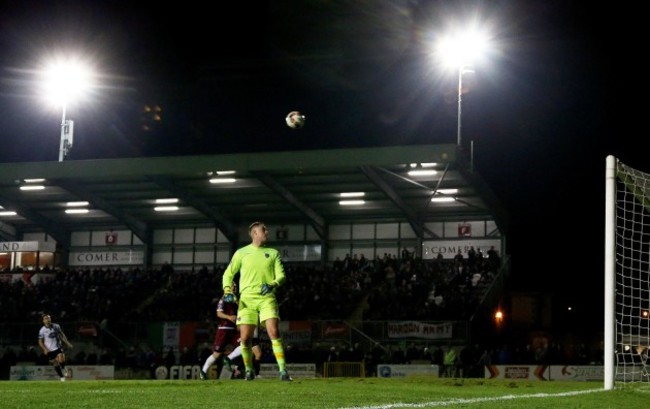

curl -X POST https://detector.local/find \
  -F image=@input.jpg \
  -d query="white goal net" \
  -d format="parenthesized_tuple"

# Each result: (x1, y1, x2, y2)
(605, 156, 650, 388)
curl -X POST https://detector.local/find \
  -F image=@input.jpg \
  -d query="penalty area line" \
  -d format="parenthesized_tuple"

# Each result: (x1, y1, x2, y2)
(337, 388, 606, 409)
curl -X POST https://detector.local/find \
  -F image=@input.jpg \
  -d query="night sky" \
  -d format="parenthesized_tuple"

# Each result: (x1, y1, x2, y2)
(0, 1, 629, 332)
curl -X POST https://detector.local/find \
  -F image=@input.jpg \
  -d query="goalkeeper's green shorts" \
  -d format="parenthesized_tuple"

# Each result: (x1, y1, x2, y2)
(237, 294, 280, 326)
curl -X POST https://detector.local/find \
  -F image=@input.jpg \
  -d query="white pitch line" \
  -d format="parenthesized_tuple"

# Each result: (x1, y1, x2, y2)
(338, 388, 606, 409)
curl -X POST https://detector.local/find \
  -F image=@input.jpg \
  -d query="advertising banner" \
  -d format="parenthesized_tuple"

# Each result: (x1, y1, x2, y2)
(376, 364, 440, 378)
(156, 363, 316, 380)
(549, 365, 604, 381)
(0, 241, 56, 252)
(421, 239, 500, 259)
(10, 365, 114, 380)
(69, 250, 144, 266)
(484, 365, 549, 380)
(387, 321, 452, 340)
(277, 245, 322, 262)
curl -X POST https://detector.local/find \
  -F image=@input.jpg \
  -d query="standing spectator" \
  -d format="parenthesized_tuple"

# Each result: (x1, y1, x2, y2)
(459, 344, 474, 378)
(350, 342, 365, 363)
(432, 345, 444, 376)
(19, 346, 39, 364)
(368, 342, 385, 376)
(0, 347, 18, 379)
(454, 250, 464, 265)
(327, 346, 339, 362)
(496, 344, 512, 365)
(163, 347, 175, 368)
(422, 346, 432, 362)
(221, 221, 292, 381)
(487, 246, 501, 270)
(476, 347, 492, 370)
(338, 344, 352, 362)
(390, 345, 406, 364)
(179, 346, 196, 366)
(467, 246, 477, 267)
(86, 349, 98, 365)
(405, 342, 420, 363)
(73, 349, 87, 366)
(443, 345, 457, 377)
(198, 343, 212, 368)
(100, 348, 114, 365)
(38, 313, 73, 382)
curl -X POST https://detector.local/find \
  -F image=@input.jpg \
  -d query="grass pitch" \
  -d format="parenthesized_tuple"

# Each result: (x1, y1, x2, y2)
(1, 377, 648, 408)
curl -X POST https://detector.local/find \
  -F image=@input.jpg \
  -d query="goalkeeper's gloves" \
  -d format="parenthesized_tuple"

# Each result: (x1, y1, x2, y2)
(223, 287, 237, 303)
(260, 283, 276, 296)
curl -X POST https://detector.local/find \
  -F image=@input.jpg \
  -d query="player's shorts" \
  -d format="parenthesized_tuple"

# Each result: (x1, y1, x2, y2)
(46, 349, 63, 361)
(212, 328, 240, 353)
(237, 294, 280, 326)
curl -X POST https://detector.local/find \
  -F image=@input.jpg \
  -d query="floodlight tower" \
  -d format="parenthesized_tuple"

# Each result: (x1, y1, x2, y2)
(42, 58, 93, 161)
(436, 28, 490, 147)
(59, 102, 73, 162)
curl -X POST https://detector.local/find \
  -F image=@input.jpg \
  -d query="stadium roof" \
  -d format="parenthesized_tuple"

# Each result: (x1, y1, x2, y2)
(0, 144, 508, 247)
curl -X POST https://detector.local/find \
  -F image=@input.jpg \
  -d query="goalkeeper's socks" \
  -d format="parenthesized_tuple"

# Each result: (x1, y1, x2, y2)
(271, 338, 286, 372)
(241, 345, 253, 373)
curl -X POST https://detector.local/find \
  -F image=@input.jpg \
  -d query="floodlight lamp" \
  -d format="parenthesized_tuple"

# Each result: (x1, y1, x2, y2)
(408, 169, 437, 177)
(340, 192, 365, 198)
(20, 185, 45, 191)
(436, 189, 458, 195)
(339, 200, 365, 206)
(65, 208, 89, 214)
(154, 206, 179, 212)
(431, 197, 455, 203)
(209, 178, 236, 184)
(42, 58, 94, 106)
(438, 28, 490, 69)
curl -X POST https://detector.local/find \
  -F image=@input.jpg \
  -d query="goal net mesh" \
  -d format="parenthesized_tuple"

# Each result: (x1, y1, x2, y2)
(615, 160, 650, 382)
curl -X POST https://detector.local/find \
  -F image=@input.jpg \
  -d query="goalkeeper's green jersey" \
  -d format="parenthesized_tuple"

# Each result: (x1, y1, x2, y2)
(222, 244, 286, 296)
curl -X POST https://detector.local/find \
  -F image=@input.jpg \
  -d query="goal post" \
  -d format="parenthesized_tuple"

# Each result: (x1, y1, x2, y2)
(605, 155, 650, 389)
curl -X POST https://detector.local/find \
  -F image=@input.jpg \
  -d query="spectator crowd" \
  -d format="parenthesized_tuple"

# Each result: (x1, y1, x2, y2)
(8, 247, 595, 380)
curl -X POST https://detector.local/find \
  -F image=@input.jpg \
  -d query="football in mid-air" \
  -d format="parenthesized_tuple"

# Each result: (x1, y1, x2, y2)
(285, 111, 306, 129)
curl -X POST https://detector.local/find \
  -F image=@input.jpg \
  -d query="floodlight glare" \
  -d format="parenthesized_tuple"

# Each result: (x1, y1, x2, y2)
(41, 56, 95, 162)
(435, 27, 491, 147)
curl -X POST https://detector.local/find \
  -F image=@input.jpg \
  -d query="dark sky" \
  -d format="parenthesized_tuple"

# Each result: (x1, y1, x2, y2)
(0, 1, 629, 327)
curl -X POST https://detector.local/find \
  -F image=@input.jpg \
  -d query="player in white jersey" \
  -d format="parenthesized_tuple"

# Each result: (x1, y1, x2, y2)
(38, 314, 73, 381)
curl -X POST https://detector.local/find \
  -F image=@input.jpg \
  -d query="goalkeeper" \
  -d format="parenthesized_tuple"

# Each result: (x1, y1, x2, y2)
(222, 221, 292, 381)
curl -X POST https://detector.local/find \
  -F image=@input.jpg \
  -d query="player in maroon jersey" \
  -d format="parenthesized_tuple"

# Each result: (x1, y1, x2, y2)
(199, 283, 240, 380)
